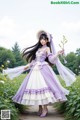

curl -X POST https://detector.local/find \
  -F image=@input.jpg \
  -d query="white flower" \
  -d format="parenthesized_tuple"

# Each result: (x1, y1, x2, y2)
(0, 80, 5, 84)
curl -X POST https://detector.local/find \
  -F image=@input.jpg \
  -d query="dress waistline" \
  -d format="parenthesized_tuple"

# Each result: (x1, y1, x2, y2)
(30, 61, 48, 69)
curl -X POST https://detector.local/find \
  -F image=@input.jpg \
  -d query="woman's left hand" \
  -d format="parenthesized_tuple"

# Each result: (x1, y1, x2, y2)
(57, 49, 64, 55)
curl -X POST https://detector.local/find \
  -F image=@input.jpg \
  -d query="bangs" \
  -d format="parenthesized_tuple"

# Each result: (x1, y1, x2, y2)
(39, 34, 48, 41)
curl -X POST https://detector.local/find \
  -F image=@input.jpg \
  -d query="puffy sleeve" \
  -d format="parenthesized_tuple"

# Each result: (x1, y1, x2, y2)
(3, 60, 35, 80)
(46, 47, 58, 64)
(46, 47, 76, 86)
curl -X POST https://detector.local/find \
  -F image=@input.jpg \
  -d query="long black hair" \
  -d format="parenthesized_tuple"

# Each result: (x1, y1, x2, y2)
(22, 33, 52, 64)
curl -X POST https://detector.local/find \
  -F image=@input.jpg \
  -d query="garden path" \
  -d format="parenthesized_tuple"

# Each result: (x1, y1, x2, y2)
(19, 105, 64, 120)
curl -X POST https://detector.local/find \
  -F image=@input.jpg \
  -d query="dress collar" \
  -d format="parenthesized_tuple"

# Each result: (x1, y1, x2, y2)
(38, 45, 47, 52)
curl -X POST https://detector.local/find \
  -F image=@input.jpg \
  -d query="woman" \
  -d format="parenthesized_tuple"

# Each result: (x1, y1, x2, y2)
(3, 30, 76, 117)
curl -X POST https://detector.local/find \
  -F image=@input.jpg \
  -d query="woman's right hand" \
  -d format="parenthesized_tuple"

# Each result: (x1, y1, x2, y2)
(24, 66, 29, 70)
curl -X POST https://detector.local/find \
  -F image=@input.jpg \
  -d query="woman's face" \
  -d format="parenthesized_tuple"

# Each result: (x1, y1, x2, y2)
(40, 39, 48, 46)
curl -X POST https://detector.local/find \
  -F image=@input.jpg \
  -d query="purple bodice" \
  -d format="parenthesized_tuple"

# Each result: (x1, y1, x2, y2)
(29, 46, 56, 69)
(29, 46, 50, 69)
(35, 48, 47, 62)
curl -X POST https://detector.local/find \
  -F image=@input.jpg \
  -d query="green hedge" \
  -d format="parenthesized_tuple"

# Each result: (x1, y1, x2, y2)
(0, 74, 28, 120)
(54, 76, 80, 120)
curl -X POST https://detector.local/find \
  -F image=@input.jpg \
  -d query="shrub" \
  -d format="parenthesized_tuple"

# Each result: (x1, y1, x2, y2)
(0, 74, 28, 120)
(54, 76, 80, 120)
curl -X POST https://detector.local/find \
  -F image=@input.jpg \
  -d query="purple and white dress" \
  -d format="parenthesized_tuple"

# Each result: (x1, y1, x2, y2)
(12, 45, 69, 105)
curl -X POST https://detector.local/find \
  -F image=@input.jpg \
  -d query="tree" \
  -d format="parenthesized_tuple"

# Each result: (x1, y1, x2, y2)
(0, 47, 16, 71)
(74, 48, 80, 75)
(65, 52, 76, 73)
(75, 48, 80, 56)
(12, 42, 26, 67)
